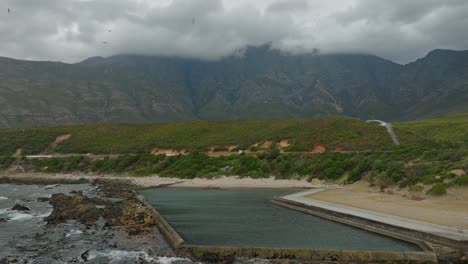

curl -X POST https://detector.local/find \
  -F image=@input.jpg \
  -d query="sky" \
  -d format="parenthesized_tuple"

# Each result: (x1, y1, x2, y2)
(1, 0, 468, 64)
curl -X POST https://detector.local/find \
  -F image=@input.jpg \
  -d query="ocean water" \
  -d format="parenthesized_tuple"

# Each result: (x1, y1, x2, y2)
(0, 183, 92, 250)
(140, 188, 422, 251)
(0, 183, 182, 264)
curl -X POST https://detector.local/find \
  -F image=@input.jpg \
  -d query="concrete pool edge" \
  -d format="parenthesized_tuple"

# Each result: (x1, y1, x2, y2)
(134, 192, 185, 249)
(274, 189, 468, 256)
(134, 190, 438, 263)
(177, 245, 437, 263)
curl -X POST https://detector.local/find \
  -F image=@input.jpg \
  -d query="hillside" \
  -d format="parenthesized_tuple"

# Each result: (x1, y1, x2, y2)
(0, 116, 466, 191)
(0, 115, 466, 156)
(0, 117, 392, 156)
(1, 46, 468, 127)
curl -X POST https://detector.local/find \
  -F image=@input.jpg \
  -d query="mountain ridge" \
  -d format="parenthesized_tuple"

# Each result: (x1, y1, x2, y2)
(0, 46, 467, 127)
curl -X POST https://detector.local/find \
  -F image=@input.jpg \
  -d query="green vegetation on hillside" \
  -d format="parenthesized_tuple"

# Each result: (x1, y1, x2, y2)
(0, 114, 466, 156)
(18, 146, 468, 189)
(0, 117, 394, 155)
(1, 114, 467, 189)
(0, 128, 64, 155)
(394, 113, 468, 147)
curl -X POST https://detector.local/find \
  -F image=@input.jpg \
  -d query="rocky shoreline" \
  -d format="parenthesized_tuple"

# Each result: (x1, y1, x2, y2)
(0, 178, 178, 263)
(46, 180, 157, 237)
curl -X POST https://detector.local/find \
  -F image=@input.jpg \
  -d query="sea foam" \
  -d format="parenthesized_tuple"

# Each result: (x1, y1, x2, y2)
(88, 250, 155, 262)
(156, 256, 195, 264)
(9, 212, 34, 221)
(65, 229, 83, 237)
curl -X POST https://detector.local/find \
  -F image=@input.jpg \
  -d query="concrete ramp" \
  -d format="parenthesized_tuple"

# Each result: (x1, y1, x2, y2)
(274, 189, 468, 255)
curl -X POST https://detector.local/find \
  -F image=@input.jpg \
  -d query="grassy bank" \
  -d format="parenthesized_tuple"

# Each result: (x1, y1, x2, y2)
(1, 114, 467, 156)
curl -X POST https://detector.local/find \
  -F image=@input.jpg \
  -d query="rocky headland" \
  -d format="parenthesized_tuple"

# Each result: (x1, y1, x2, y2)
(0, 179, 176, 263)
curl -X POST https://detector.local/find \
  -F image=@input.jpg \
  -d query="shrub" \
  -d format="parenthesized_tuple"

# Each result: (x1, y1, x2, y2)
(409, 184, 424, 192)
(405, 165, 427, 178)
(375, 171, 395, 191)
(427, 183, 447, 196)
(249, 146, 259, 152)
(421, 175, 436, 185)
(348, 159, 371, 183)
(455, 175, 468, 186)
(462, 163, 468, 173)
(266, 148, 280, 160)
(0, 156, 15, 169)
(257, 152, 266, 159)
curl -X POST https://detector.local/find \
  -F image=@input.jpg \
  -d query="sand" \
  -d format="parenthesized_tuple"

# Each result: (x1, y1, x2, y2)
(1, 173, 327, 189)
(307, 181, 468, 229)
(167, 176, 326, 189)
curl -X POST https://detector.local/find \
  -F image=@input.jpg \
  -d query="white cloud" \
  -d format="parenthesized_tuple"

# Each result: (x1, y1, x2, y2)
(0, 0, 467, 63)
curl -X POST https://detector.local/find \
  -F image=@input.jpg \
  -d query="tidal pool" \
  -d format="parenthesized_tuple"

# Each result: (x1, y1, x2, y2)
(140, 188, 421, 251)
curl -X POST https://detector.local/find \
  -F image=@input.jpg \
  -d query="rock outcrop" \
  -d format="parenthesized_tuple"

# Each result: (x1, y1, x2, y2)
(11, 204, 30, 211)
(46, 193, 102, 225)
(46, 181, 156, 236)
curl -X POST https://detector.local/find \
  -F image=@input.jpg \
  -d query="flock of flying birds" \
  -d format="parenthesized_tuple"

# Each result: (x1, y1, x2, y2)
(7, 7, 196, 46)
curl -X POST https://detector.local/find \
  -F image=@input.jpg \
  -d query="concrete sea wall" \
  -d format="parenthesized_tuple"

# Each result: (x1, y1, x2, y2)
(134, 192, 185, 249)
(272, 196, 468, 254)
(177, 245, 437, 263)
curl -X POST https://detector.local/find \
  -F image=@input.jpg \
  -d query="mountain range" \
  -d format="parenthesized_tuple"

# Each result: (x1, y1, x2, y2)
(0, 46, 467, 127)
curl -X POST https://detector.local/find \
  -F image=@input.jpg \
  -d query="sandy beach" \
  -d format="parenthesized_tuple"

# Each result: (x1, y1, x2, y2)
(307, 181, 468, 229)
(0, 173, 327, 189)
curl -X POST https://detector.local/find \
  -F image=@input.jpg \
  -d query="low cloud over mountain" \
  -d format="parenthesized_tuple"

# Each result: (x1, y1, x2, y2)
(1, 0, 468, 63)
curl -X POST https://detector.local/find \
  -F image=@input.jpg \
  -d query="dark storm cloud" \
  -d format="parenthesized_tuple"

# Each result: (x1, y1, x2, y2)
(0, 0, 467, 63)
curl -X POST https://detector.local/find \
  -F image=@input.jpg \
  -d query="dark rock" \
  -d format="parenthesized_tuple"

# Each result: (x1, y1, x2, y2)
(93, 179, 136, 198)
(76, 178, 89, 184)
(46, 182, 156, 236)
(37, 197, 50, 202)
(46, 193, 102, 225)
(128, 228, 144, 236)
(0, 218, 7, 223)
(81, 250, 90, 261)
(204, 186, 222, 190)
(199, 252, 236, 264)
(11, 204, 30, 211)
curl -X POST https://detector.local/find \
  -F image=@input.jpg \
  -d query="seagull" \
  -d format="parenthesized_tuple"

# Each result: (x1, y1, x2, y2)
(107, 29, 112, 32)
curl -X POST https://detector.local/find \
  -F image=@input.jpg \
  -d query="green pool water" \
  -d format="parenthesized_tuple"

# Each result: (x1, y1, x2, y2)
(139, 188, 421, 251)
